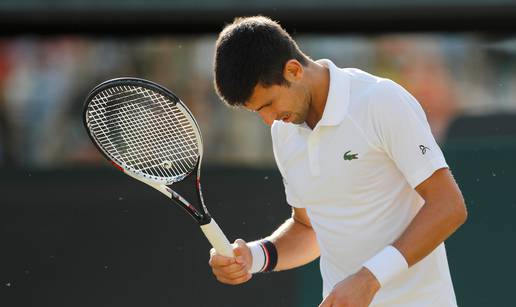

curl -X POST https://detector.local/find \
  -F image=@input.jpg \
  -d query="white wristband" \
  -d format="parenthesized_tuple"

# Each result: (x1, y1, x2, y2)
(248, 241, 266, 274)
(363, 245, 408, 287)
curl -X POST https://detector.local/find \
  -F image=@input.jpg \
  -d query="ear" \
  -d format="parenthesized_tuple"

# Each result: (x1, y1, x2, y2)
(283, 59, 304, 82)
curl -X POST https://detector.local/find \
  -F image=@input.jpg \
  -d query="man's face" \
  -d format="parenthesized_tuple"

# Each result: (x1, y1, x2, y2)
(244, 82, 311, 126)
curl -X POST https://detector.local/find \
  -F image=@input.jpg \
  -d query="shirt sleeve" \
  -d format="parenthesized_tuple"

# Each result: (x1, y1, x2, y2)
(370, 80, 448, 188)
(271, 121, 303, 207)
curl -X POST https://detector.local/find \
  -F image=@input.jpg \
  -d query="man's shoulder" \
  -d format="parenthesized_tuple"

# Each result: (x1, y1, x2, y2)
(344, 69, 402, 113)
(343, 67, 382, 82)
(337, 68, 401, 105)
(344, 68, 398, 91)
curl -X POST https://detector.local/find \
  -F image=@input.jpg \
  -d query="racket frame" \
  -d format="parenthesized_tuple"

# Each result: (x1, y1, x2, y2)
(83, 78, 233, 257)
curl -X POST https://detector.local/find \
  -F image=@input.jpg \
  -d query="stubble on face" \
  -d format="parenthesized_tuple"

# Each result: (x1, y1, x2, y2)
(290, 84, 312, 125)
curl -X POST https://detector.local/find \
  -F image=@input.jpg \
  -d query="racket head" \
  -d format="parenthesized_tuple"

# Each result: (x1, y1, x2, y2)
(83, 78, 203, 185)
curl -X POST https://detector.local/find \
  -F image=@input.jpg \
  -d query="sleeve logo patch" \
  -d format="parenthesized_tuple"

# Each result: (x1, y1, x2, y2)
(419, 145, 430, 155)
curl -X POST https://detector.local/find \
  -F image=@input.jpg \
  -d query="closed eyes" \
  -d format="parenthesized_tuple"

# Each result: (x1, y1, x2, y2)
(255, 100, 272, 112)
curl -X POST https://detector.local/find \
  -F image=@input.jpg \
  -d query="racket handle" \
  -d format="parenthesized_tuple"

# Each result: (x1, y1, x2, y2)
(200, 219, 234, 257)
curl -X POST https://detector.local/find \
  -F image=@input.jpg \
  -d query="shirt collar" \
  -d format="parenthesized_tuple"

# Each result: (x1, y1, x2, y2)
(315, 59, 350, 127)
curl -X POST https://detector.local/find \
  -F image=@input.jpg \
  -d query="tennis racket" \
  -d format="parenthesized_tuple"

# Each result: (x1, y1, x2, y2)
(83, 77, 234, 257)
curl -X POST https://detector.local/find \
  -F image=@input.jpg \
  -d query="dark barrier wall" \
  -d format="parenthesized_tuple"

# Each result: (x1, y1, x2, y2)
(442, 141, 516, 307)
(2, 143, 516, 306)
(1, 167, 297, 307)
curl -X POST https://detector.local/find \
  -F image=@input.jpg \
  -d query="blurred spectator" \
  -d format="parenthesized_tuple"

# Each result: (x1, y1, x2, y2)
(0, 41, 13, 164)
(0, 34, 515, 169)
(374, 35, 459, 142)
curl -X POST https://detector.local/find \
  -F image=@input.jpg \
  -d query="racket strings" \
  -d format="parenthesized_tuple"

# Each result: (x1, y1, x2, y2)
(87, 85, 200, 181)
(105, 87, 199, 172)
(108, 97, 196, 166)
(91, 91, 197, 178)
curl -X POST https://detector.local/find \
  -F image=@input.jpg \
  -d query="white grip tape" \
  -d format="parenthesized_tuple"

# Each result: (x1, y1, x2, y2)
(248, 241, 266, 273)
(363, 245, 408, 287)
(200, 219, 234, 257)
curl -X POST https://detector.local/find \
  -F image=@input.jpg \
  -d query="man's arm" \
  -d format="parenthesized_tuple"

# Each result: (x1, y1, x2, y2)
(267, 207, 320, 271)
(394, 167, 467, 266)
(208, 207, 319, 284)
(320, 168, 467, 307)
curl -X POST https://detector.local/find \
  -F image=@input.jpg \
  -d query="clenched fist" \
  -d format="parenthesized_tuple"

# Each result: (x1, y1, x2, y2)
(209, 238, 253, 285)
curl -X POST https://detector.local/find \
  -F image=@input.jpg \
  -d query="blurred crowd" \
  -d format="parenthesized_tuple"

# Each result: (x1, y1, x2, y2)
(0, 33, 515, 168)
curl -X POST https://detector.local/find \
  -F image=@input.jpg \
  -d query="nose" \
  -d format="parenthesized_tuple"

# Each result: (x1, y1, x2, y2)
(261, 115, 274, 126)
(258, 110, 275, 126)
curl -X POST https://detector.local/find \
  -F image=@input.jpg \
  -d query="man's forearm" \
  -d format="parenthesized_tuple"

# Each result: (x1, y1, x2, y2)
(265, 215, 320, 271)
(393, 196, 466, 267)
(394, 168, 467, 267)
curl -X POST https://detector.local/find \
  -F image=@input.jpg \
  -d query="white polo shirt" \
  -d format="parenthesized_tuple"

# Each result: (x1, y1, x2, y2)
(271, 59, 457, 306)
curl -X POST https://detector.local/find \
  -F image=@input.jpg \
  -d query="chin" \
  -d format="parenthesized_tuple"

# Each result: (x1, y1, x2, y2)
(292, 113, 307, 124)
(292, 118, 305, 125)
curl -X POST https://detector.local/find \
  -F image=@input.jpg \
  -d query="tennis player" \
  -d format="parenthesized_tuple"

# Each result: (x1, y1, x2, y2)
(209, 16, 467, 307)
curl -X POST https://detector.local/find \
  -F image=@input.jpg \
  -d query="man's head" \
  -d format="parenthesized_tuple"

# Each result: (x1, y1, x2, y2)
(213, 16, 309, 108)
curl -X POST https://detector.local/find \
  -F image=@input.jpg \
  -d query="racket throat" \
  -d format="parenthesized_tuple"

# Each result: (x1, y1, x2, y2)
(162, 186, 208, 223)
(198, 215, 212, 225)
(195, 176, 211, 224)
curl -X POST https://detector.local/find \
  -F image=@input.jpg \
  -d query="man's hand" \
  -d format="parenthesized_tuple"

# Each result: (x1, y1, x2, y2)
(208, 239, 253, 285)
(319, 267, 380, 307)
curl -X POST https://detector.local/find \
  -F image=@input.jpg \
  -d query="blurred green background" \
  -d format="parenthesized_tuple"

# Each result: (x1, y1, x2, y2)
(1, 1, 515, 306)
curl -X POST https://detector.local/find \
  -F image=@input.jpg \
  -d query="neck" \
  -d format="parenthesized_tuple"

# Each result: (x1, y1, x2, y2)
(304, 60, 330, 129)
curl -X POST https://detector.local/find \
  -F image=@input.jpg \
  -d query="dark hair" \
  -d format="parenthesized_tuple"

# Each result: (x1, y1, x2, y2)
(214, 16, 309, 106)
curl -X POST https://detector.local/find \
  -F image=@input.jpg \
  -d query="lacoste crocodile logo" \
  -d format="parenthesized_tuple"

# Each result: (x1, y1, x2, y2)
(343, 150, 359, 161)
